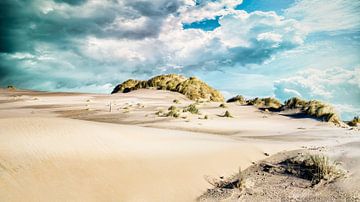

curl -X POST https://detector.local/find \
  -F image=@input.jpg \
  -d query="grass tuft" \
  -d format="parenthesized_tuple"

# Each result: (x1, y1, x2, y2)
(183, 104, 199, 114)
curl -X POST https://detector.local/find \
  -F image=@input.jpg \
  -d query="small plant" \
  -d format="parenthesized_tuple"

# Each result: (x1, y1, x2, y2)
(183, 103, 199, 114)
(222, 110, 233, 118)
(204, 115, 208, 119)
(219, 103, 227, 108)
(173, 99, 180, 104)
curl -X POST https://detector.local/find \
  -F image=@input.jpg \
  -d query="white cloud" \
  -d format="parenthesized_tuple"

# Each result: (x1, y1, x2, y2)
(274, 66, 360, 119)
(284, 0, 360, 33)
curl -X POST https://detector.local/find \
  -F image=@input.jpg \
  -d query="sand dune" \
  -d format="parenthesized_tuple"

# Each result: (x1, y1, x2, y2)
(0, 88, 359, 201)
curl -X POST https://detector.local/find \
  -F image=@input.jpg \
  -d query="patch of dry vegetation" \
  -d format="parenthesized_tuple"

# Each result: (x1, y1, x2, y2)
(283, 97, 341, 124)
(219, 103, 227, 108)
(347, 116, 359, 127)
(227, 95, 282, 109)
(111, 74, 224, 102)
(247, 97, 283, 109)
(226, 95, 246, 104)
(265, 153, 344, 186)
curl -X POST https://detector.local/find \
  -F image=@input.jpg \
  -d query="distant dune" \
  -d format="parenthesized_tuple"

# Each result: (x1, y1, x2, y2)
(111, 74, 224, 102)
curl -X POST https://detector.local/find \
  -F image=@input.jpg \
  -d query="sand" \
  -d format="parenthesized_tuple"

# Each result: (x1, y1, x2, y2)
(0, 88, 359, 201)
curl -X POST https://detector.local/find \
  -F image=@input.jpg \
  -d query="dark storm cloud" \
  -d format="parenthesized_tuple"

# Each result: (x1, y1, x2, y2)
(0, 0, 181, 54)
(0, 0, 182, 91)
(54, 0, 87, 6)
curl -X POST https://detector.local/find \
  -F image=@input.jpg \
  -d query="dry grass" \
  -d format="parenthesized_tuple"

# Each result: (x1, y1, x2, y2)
(277, 154, 344, 185)
(283, 97, 342, 125)
(173, 99, 180, 104)
(219, 103, 227, 108)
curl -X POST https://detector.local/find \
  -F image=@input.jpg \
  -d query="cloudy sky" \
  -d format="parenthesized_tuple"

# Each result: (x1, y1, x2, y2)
(0, 0, 359, 120)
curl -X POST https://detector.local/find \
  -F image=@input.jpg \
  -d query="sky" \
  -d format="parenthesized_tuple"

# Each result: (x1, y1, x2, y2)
(0, 0, 359, 120)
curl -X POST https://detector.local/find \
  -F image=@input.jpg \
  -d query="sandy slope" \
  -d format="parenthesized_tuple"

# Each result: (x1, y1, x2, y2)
(0, 88, 359, 201)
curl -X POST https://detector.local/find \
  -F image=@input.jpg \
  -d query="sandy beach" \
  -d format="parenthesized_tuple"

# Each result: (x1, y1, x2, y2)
(0, 88, 359, 201)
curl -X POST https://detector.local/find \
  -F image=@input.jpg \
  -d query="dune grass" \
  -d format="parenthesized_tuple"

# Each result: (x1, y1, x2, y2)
(278, 154, 344, 185)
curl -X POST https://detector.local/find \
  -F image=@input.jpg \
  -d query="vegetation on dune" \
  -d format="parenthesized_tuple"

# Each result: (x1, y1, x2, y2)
(283, 97, 307, 109)
(283, 97, 341, 124)
(111, 74, 224, 102)
(227, 95, 282, 109)
(246, 97, 283, 109)
(219, 103, 227, 108)
(276, 154, 345, 186)
(226, 95, 342, 125)
(226, 95, 246, 104)
(348, 116, 359, 127)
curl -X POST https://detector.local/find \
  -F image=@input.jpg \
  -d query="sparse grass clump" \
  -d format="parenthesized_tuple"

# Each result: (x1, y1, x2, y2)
(219, 103, 227, 108)
(173, 99, 180, 104)
(183, 103, 199, 114)
(348, 116, 360, 126)
(278, 154, 344, 185)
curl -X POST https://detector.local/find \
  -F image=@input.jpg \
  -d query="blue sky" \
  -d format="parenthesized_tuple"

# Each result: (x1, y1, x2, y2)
(0, 0, 359, 120)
